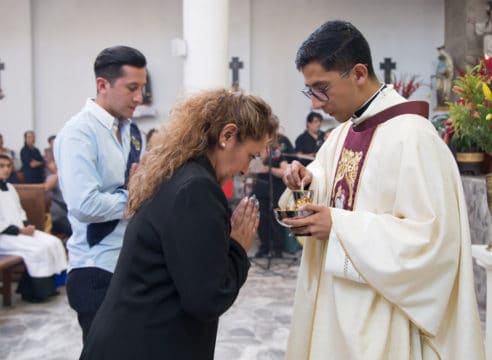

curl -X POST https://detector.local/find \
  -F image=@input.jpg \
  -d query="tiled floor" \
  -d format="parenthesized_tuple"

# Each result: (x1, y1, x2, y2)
(0, 249, 486, 360)
(0, 255, 300, 360)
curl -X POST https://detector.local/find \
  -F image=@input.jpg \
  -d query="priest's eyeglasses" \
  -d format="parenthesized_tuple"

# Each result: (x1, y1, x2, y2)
(301, 69, 351, 102)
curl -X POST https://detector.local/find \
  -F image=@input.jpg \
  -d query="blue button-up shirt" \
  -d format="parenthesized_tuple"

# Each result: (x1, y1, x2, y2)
(54, 99, 138, 273)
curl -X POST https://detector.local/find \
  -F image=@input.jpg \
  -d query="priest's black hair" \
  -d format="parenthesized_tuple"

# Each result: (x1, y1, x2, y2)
(296, 20, 376, 79)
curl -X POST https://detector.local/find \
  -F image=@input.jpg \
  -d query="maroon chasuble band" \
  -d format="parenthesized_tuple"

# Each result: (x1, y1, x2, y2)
(330, 101, 429, 211)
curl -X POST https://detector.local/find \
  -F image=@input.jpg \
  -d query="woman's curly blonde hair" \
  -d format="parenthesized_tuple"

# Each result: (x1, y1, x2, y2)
(127, 88, 278, 215)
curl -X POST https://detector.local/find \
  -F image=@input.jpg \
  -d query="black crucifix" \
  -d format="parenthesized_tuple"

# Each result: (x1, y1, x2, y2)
(0, 60, 4, 100)
(229, 56, 243, 87)
(379, 57, 396, 84)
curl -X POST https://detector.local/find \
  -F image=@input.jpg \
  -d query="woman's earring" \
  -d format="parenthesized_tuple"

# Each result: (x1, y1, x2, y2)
(221, 142, 226, 148)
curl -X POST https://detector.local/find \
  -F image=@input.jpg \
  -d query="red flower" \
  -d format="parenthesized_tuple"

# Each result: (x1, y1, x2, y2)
(452, 85, 465, 94)
(478, 58, 492, 82)
(484, 57, 492, 74)
(391, 74, 421, 99)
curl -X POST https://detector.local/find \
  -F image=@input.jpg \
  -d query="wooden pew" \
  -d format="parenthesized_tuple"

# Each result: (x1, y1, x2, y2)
(13, 183, 49, 231)
(0, 255, 24, 306)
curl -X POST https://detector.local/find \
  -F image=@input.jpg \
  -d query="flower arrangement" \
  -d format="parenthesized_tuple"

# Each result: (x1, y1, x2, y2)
(444, 58, 492, 153)
(392, 74, 421, 99)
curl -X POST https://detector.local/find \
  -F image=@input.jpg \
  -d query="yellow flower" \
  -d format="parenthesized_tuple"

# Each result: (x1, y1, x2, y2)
(483, 83, 492, 101)
(487, 113, 492, 121)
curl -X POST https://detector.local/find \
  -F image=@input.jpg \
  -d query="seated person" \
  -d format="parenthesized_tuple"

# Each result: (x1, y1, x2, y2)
(0, 154, 67, 302)
(43, 141, 72, 238)
(44, 135, 57, 177)
(0, 133, 20, 183)
(45, 173, 72, 238)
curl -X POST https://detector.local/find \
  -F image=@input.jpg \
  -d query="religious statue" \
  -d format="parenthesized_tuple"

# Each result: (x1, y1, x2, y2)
(474, 3, 492, 58)
(142, 72, 153, 105)
(434, 46, 454, 108)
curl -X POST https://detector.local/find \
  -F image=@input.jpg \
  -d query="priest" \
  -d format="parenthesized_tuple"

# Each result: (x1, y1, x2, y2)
(280, 20, 485, 359)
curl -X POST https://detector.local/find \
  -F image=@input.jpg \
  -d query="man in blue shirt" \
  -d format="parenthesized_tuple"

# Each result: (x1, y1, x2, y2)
(54, 46, 146, 342)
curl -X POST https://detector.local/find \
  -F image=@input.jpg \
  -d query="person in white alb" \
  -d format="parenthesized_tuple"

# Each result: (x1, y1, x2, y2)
(0, 154, 67, 302)
(280, 20, 485, 359)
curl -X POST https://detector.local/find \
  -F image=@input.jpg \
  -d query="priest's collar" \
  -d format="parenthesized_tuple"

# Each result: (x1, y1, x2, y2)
(350, 83, 386, 126)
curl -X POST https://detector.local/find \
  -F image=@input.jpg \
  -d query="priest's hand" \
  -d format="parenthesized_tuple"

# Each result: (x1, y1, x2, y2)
(282, 204, 332, 241)
(283, 160, 312, 190)
(230, 197, 259, 252)
(19, 225, 35, 236)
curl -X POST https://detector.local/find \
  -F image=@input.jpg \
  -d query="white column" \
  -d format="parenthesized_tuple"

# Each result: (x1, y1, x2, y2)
(183, 0, 229, 93)
(472, 244, 492, 360)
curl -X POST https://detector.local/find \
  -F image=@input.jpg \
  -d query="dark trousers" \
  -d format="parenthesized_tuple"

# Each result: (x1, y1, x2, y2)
(66, 267, 112, 344)
(17, 272, 56, 302)
(52, 216, 72, 237)
(257, 196, 285, 253)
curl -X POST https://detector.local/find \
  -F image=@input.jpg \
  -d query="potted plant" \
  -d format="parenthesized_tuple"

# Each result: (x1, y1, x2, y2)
(444, 58, 492, 174)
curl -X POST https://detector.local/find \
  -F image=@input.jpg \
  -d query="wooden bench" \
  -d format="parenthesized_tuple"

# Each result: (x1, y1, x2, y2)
(0, 255, 24, 306)
(13, 183, 49, 231)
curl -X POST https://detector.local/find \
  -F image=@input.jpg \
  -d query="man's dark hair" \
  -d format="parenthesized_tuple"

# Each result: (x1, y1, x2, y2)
(47, 135, 56, 144)
(0, 153, 12, 162)
(296, 20, 376, 78)
(307, 111, 323, 123)
(94, 46, 147, 84)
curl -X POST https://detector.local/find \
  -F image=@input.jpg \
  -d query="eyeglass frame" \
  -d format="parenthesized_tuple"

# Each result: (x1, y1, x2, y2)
(300, 68, 353, 103)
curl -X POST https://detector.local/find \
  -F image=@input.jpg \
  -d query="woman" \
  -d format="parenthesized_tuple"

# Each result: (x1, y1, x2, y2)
(81, 89, 278, 359)
(20, 130, 45, 183)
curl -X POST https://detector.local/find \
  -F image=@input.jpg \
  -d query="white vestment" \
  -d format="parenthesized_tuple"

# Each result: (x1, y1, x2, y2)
(0, 183, 67, 277)
(281, 86, 485, 360)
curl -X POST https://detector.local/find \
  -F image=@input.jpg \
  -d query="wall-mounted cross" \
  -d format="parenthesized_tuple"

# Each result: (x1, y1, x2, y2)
(0, 60, 4, 100)
(229, 56, 243, 87)
(379, 57, 396, 84)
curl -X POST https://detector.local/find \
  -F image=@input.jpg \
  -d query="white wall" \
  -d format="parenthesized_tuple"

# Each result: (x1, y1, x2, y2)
(250, 0, 444, 142)
(0, 0, 34, 154)
(0, 0, 444, 154)
(229, 0, 251, 91)
(30, 0, 183, 149)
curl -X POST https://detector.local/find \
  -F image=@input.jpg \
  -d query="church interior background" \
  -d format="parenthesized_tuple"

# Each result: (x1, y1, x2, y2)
(1, 0, 492, 359)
